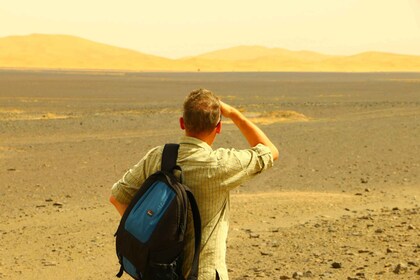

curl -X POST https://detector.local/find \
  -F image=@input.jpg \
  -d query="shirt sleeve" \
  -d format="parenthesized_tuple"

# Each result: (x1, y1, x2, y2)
(217, 143, 274, 190)
(111, 146, 162, 204)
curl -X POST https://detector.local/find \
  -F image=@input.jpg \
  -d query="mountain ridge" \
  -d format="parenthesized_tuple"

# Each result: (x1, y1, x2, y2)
(1, 34, 419, 72)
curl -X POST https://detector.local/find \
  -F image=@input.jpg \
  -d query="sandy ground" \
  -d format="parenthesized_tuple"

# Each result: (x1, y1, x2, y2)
(0, 71, 419, 279)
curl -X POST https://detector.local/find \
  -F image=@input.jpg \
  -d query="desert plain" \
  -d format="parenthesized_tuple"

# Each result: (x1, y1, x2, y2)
(0, 71, 419, 280)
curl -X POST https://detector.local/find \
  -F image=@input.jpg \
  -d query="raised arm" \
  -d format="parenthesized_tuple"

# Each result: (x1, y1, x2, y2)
(220, 101, 279, 160)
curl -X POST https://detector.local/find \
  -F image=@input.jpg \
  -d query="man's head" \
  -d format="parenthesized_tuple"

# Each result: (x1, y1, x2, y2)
(181, 88, 221, 139)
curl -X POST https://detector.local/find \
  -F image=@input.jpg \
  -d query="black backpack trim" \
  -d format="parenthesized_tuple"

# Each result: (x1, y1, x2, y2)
(114, 144, 202, 280)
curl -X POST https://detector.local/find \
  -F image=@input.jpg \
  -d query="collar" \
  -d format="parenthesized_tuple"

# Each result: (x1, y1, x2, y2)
(179, 136, 213, 152)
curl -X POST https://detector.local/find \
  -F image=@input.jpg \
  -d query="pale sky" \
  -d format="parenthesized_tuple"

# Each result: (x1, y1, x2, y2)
(1, 0, 419, 58)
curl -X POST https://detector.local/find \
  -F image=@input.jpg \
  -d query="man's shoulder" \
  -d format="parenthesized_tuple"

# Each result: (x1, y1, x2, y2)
(213, 144, 272, 158)
(139, 145, 165, 165)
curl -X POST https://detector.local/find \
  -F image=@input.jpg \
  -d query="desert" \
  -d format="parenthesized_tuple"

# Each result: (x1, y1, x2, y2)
(0, 70, 419, 280)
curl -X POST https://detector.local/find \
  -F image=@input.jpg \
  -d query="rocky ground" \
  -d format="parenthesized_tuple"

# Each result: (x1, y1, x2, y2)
(228, 190, 419, 280)
(0, 71, 419, 279)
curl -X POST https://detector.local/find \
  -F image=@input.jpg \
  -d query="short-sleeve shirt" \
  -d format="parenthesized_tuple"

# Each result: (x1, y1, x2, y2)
(112, 136, 274, 280)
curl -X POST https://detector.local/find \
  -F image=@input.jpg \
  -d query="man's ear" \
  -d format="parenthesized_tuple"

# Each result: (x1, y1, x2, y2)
(216, 121, 222, 134)
(179, 117, 186, 130)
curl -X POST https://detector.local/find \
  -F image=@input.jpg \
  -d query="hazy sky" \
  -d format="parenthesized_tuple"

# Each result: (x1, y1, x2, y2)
(1, 0, 419, 58)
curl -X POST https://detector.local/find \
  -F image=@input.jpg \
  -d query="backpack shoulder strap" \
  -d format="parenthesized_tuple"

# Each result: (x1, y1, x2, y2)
(161, 143, 180, 172)
(162, 143, 202, 280)
(186, 189, 201, 280)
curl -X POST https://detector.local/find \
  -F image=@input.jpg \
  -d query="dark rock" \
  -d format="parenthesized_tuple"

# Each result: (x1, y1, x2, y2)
(332, 262, 342, 269)
(358, 249, 370, 253)
(393, 263, 408, 274)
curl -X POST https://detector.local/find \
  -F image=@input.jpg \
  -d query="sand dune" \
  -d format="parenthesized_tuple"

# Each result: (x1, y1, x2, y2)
(0, 34, 174, 71)
(1, 34, 420, 71)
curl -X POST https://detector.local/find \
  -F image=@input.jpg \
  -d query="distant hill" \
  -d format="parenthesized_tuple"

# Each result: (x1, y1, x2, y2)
(0, 34, 175, 71)
(1, 34, 420, 72)
(193, 45, 332, 62)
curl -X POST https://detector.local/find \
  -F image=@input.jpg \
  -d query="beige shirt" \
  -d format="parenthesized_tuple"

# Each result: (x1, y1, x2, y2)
(112, 136, 274, 280)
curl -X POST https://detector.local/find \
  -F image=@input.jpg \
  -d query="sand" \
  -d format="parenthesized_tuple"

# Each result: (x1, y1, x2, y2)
(0, 71, 419, 279)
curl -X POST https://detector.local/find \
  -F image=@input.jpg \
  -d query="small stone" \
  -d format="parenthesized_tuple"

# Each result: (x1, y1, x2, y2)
(355, 193, 363, 196)
(408, 224, 416, 230)
(408, 261, 418, 267)
(45, 198, 53, 202)
(393, 263, 408, 274)
(42, 260, 57, 266)
(249, 233, 260, 238)
(260, 251, 272, 256)
(303, 271, 313, 277)
(332, 262, 342, 269)
(53, 202, 63, 207)
(358, 249, 370, 253)
(347, 277, 359, 280)
(375, 228, 384, 233)
(280, 276, 291, 280)
(292, 271, 303, 279)
(387, 248, 397, 253)
(364, 188, 371, 192)
(360, 178, 368, 184)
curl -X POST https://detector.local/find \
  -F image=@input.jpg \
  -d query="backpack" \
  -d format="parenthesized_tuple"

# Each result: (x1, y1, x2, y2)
(114, 143, 202, 280)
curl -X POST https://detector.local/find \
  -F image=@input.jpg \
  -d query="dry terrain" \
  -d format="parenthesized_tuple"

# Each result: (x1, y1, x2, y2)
(0, 71, 419, 279)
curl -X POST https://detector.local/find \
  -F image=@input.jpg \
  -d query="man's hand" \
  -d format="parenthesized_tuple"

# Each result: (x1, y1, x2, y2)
(110, 195, 128, 217)
(220, 101, 235, 119)
(219, 100, 279, 160)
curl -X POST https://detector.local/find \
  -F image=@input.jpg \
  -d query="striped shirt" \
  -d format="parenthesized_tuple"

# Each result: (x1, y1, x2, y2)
(112, 136, 274, 280)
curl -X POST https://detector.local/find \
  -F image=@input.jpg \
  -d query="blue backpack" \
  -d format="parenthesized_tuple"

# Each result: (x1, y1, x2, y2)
(114, 144, 202, 280)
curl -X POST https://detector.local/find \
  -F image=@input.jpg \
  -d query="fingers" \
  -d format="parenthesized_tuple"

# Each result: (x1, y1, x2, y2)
(220, 101, 234, 118)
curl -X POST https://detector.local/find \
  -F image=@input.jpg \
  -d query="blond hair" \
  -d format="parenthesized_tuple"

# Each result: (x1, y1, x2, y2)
(183, 89, 221, 134)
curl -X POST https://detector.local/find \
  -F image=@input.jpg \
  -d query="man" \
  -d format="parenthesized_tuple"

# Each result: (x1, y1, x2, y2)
(110, 88, 279, 280)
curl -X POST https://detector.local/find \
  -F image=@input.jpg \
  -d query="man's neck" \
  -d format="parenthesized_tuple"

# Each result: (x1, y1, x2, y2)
(185, 131, 215, 146)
